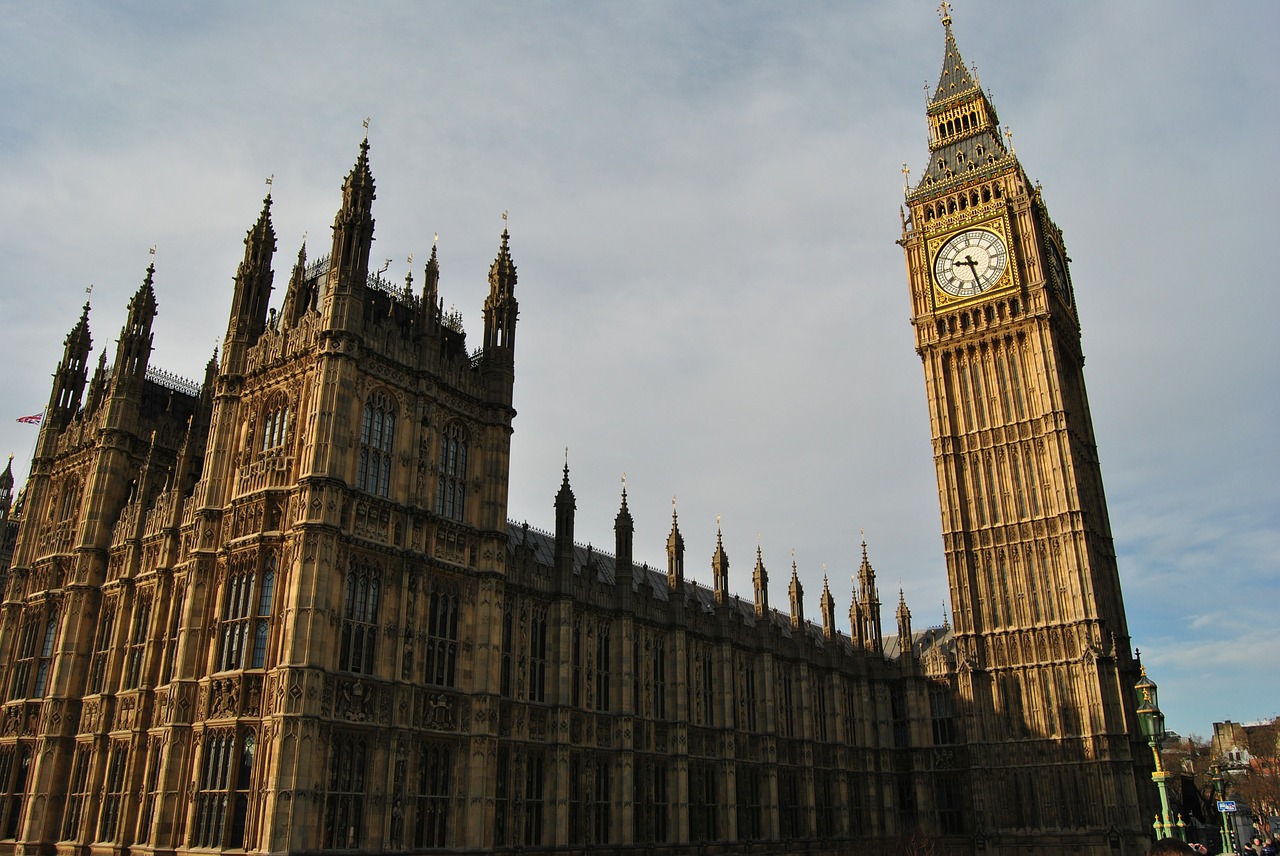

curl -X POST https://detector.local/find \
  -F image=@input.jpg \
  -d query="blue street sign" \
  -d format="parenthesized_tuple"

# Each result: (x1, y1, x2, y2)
(1217, 800, 1237, 813)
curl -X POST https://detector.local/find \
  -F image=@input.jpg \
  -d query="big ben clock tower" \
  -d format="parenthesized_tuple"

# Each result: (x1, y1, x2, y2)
(900, 7, 1149, 853)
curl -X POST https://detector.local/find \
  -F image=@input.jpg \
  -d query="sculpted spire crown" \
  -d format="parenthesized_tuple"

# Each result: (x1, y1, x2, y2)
(127, 264, 158, 333)
(342, 138, 376, 213)
(489, 228, 517, 298)
(65, 301, 92, 356)
(932, 3, 978, 104)
(242, 193, 277, 270)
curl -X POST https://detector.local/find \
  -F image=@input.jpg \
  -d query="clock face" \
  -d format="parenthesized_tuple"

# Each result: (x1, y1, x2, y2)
(933, 229, 1008, 297)
(1047, 242, 1071, 305)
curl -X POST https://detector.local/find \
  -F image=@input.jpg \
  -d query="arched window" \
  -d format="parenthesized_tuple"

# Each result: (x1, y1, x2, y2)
(261, 394, 290, 453)
(191, 728, 257, 849)
(216, 551, 277, 672)
(358, 392, 396, 497)
(436, 423, 468, 522)
(424, 583, 459, 687)
(8, 606, 59, 700)
(340, 560, 381, 674)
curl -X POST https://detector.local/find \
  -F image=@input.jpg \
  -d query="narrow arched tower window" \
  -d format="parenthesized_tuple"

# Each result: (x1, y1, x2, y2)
(261, 393, 290, 453)
(358, 392, 396, 497)
(340, 559, 381, 674)
(435, 423, 468, 522)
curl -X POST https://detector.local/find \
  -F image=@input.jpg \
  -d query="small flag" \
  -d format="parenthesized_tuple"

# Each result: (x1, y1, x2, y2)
(16, 413, 42, 425)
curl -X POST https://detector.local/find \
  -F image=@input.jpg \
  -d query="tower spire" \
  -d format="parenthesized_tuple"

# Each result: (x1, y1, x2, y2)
(112, 263, 158, 384)
(614, 475, 633, 594)
(554, 456, 576, 590)
(712, 517, 729, 604)
(788, 552, 804, 629)
(666, 497, 684, 592)
(911, 7, 1008, 196)
(226, 193, 277, 354)
(324, 138, 377, 324)
(932, 2, 978, 102)
(48, 301, 92, 423)
(752, 539, 769, 618)
(820, 569, 836, 639)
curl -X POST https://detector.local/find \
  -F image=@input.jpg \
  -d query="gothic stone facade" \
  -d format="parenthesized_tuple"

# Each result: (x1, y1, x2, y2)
(0, 16, 1147, 856)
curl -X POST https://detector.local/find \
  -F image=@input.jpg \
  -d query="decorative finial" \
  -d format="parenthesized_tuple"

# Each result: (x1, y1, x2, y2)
(407, 253, 414, 267)
(716, 514, 721, 529)
(363, 116, 371, 139)
(302, 229, 308, 245)
(85, 283, 93, 298)
(938, 1, 952, 27)
(502, 209, 509, 231)
(621, 471, 627, 489)
(265, 173, 274, 192)
(564, 447, 569, 468)
(902, 163, 911, 196)
(433, 232, 439, 246)
(149, 245, 157, 260)
(1004, 125, 1016, 156)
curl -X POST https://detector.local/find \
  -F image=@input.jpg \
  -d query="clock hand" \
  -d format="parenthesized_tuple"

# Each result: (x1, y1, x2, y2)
(955, 255, 980, 285)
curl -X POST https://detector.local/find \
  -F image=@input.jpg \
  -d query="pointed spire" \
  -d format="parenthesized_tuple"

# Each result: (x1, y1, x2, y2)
(932, 3, 978, 103)
(0, 454, 13, 501)
(282, 240, 311, 326)
(326, 138, 377, 306)
(484, 228, 518, 352)
(489, 228, 517, 298)
(820, 569, 836, 639)
(422, 240, 440, 318)
(48, 301, 93, 419)
(752, 540, 769, 618)
(911, 5, 1009, 198)
(228, 193, 277, 345)
(856, 533, 883, 653)
(667, 496, 684, 591)
(849, 572, 864, 648)
(554, 453, 576, 587)
(614, 474, 634, 591)
(788, 552, 804, 629)
(113, 264, 158, 382)
(712, 517, 729, 604)
(897, 587, 914, 653)
(345, 137, 376, 214)
(84, 349, 109, 416)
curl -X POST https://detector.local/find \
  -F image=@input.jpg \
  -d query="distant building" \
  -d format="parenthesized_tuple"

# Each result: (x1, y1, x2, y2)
(0, 11, 1148, 856)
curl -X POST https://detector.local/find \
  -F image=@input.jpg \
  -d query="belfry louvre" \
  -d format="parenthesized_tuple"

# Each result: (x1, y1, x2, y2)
(0, 14, 1149, 856)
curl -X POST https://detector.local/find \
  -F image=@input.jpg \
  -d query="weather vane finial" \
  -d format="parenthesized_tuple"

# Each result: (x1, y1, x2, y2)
(362, 117, 371, 139)
(938, 2, 952, 27)
(1004, 125, 1016, 156)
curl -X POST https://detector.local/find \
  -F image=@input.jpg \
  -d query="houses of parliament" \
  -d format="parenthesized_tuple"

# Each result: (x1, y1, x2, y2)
(0, 12, 1154, 856)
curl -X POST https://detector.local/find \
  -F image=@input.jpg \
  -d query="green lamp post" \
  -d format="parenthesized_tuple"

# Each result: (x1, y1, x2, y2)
(1210, 764, 1233, 853)
(1135, 664, 1181, 840)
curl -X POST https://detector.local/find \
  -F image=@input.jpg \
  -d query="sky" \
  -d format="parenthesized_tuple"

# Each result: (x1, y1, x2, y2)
(0, 1, 1276, 739)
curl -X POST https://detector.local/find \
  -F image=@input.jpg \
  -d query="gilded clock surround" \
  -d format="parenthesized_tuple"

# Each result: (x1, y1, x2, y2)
(927, 216, 1018, 306)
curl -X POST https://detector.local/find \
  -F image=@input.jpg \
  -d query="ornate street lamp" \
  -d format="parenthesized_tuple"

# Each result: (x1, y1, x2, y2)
(1135, 664, 1182, 840)
(1210, 764, 1234, 853)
